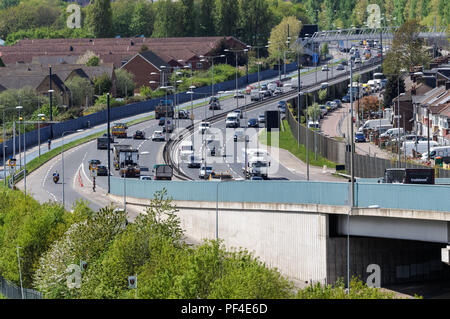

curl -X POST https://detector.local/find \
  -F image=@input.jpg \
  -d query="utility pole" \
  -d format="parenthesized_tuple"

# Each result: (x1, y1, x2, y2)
(107, 93, 111, 193)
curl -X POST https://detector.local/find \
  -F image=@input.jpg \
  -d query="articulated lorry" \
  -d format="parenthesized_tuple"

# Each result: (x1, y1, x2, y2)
(113, 144, 140, 177)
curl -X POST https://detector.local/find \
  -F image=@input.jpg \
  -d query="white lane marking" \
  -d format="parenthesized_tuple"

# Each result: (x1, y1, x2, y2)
(81, 162, 93, 185)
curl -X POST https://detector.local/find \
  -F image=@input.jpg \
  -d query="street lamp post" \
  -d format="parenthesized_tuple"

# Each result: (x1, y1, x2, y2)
(2, 106, 18, 186)
(224, 48, 248, 110)
(37, 114, 45, 157)
(16, 106, 23, 169)
(200, 54, 225, 117)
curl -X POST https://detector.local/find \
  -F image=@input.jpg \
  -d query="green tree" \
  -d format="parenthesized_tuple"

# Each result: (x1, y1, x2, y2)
(268, 16, 302, 62)
(115, 69, 136, 97)
(0, 0, 19, 10)
(66, 77, 95, 107)
(130, 0, 154, 36)
(382, 19, 431, 75)
(86, 55, 100, 67)
(239, 0, 271, 46)
(307, 102, 321, 121)
(318, 88, 327, 102)
(111, 0, 137, 37)
(198, 0, 215, 36)
(33, 206, 126, 299)
(383, 75, 405, 107)
(180, 0, 196, 36)
(139, 85, 151, 98)
(93, 73, 112, 96)
(86, 0, 113, 38)
(215, 0, 238, 36)
(152, 0, 183, 37)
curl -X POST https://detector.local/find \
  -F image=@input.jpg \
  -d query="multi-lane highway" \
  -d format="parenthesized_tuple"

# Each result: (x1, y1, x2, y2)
(18, 54, 381, 211)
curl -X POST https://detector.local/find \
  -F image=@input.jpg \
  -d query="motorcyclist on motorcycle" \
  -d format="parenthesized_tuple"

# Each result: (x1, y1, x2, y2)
(53, 171, 59, 183)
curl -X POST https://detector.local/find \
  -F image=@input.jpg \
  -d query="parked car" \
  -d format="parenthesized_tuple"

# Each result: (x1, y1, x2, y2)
(333, 99, 342, 108)
(133, 130, 145, 140)
(152, 130, 165, 141)
(355, 133, 366, 143)
(319, 105, 328, 118)
(96, 165, 108, 176)
(258, 114, 265, 123)
(247, 118, 259, 128)
(342, 95, 351, 103)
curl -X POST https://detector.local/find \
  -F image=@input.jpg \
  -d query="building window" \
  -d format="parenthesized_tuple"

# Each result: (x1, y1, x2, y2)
(196, 62, 203, 69)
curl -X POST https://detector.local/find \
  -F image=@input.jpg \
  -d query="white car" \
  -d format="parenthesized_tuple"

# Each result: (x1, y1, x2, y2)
(234, 91, 245, 98)
(199, 122, 210, 134)
(354, 58, 361, 64)
(140, 176, 152, 180)
(151, 130, 165, 141)
(234, 109, 243, 119)
(321, 66, 329, 71)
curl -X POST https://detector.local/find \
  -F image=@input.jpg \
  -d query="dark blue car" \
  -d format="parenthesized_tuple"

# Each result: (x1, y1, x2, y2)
(278, 101, 287, 108)
(247, 118, 259, 127)
(342, 95, 351, 103)
(355, 133, 366, 143)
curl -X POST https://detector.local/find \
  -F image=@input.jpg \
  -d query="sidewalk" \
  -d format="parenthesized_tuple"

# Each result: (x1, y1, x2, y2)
(267, 145, 343, 182)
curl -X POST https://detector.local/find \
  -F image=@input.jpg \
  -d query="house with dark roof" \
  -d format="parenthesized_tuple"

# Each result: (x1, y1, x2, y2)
(0, 72, 70, 105)
(120, 50, 171, 91)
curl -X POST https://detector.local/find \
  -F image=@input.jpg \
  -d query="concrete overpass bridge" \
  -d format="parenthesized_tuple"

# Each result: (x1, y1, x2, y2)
(109, 177, 450, 289)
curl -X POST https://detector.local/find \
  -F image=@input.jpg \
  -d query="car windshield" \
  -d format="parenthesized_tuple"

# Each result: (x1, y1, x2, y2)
(252, 161, 267, 167)
(201, 167, 212, 171)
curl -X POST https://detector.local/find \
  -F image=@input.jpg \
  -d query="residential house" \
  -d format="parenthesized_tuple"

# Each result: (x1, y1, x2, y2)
(120, 50, 170, 91)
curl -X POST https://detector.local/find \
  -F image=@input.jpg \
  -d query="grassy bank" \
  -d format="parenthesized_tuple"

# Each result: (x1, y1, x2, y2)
(259, 120, 337, 169)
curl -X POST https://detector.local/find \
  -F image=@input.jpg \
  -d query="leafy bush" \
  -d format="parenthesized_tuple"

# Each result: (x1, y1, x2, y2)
(0, 187, 90, 288)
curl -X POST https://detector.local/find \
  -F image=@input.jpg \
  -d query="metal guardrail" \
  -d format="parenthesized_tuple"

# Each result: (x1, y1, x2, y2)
(164, 59, 382, 180)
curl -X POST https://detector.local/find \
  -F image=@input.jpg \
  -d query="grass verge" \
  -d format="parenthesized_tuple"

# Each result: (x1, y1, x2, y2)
(259, 119, 337, 169)
(8, 94, 235, 185)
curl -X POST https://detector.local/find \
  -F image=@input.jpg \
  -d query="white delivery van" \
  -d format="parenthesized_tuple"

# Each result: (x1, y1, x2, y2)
(358, 119, 391, 132)
(367, 80, 377, 92)
(179, 141, 194, 160)
(380, 127, 404, 139)
(250, 89, 262, 101)
(421, 146, 450, 160)
(226, 112, 240, 128)
(403, 140, 438, 157)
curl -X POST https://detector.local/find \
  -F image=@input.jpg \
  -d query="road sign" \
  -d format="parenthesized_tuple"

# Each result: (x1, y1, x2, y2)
(128, 276, 137, 289)
(8, 158, 16, 168)
(313, 53, 318, 64)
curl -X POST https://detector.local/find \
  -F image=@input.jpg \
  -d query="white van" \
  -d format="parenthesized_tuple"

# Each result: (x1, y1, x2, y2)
(403, 140, 438, 157)
(421, 146, 450, 160)
(226, 112, 240, 128)
(358, 119, 391, 132)
(380, 127, 404, 139)
(179, 141, 194, 160)
(267, 82, 277, 92)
